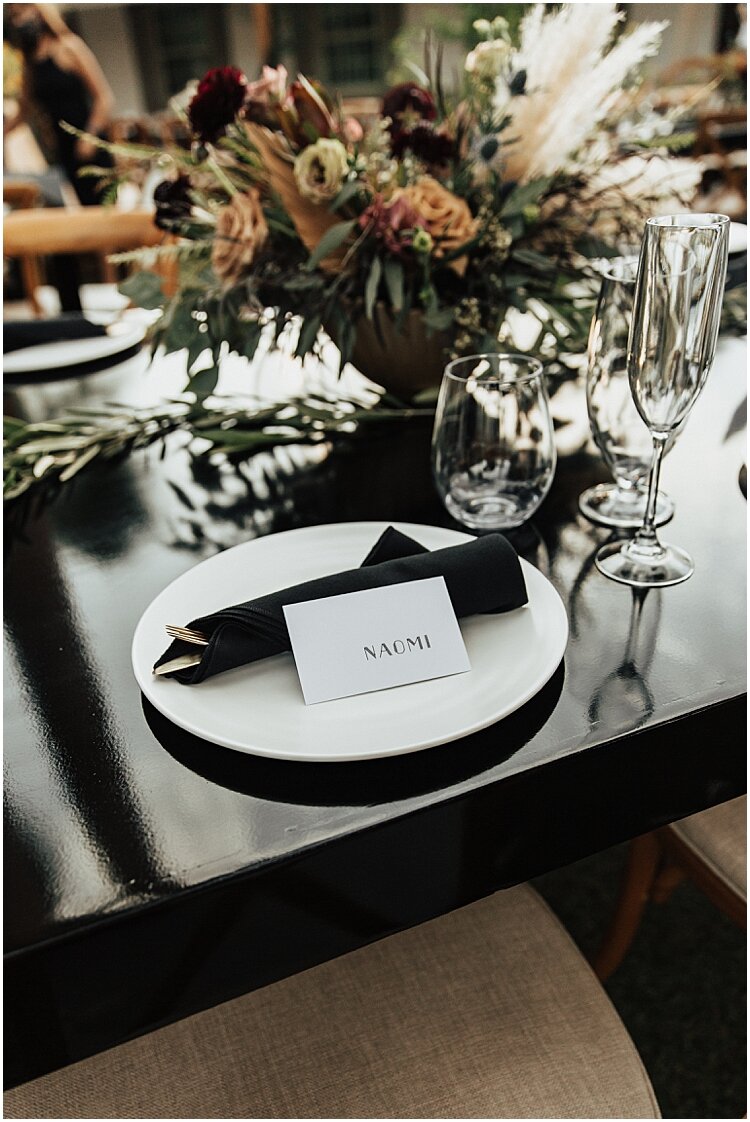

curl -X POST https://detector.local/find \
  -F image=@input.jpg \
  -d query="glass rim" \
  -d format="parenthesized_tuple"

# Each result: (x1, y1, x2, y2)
(646, 212, 730, 231)
(598, 254, 639, 283)
(444, 352, 543, 387)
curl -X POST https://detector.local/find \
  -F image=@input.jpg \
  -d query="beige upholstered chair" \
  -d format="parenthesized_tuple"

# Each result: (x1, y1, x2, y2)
(595, 796, 746, 981)
(4, 885, 659, 1119)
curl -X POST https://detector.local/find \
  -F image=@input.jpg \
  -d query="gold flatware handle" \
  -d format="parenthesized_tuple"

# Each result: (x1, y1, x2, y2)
(152, 652, 203, 677)
(165, 624, 209, 646)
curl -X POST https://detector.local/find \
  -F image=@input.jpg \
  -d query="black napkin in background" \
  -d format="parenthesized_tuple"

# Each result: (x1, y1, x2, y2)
(3, 315, 107, 353)
(155, 526, 528, 686)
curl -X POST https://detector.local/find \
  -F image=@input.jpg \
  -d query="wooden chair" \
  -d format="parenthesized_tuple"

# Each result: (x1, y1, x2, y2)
(4, 206, 165, 315)
(594, 796, 746, 981)
(647, 51, 746, 113)
(3, 206, 162, 257)
(3, 179, 44, 315)
(695, 106, 748, 211)
(3, 885, 661, 1119)
(657, 51, 747, 90)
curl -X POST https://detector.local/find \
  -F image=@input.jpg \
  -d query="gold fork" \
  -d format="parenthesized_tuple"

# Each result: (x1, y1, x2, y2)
(165, 624, 209, 646)
(152, 625, 209, 677)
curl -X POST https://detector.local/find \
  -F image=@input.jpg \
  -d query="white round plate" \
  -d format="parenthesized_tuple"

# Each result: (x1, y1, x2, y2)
(729, 221, 747, 256)
(3, 319, 145, 375)
(132, 522, 568, 763)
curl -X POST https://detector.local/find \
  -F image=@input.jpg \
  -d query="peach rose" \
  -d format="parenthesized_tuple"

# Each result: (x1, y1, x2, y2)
(211, 189, 268, 285)
(396, 177, 477, 272)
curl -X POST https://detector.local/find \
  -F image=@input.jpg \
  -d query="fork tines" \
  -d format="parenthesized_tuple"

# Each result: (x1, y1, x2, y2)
(165, 624, 209, 646)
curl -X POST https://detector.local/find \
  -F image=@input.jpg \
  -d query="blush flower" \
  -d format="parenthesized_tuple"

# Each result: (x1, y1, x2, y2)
(244, 65, 288, 125)
(245, 64, 288, 105)
(188, 66, 247, 143)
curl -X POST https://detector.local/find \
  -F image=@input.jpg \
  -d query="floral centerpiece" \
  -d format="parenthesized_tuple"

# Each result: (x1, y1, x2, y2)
(111, 3, 700, 400)
(7, 4, 726, 508)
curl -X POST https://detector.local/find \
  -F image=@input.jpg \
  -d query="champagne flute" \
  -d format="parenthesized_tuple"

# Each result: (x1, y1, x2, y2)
(596, 213, 729, 587)
(580, 256, 675, 528)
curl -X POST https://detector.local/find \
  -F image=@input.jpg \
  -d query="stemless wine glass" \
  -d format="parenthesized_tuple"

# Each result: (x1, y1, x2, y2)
(580, 256, 675, 528)
(431, 353, 556, 531)
(596, 213, 729, 587)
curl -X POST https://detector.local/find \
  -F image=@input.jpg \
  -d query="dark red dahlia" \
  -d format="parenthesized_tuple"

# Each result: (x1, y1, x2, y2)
(391, 124, 455, 165)
(188, 66, 247, 143)
(153, 175, 193, 230)
(381, 83, 437, 130)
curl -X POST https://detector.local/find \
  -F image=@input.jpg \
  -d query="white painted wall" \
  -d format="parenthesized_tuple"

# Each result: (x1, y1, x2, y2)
(72, 4, 146, 115)
(627, 4, 721, 74)
(61, 2, 726, 115)
(226, 4, 263, 78)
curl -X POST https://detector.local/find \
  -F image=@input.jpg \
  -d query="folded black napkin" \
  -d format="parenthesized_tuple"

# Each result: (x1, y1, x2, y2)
(154, 526, 528, 685)
(3, 315, 106, 353)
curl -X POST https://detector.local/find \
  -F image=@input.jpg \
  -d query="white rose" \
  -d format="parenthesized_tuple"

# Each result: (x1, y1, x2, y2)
(294, 138, 349, 205)
(465, 39, 511, 80)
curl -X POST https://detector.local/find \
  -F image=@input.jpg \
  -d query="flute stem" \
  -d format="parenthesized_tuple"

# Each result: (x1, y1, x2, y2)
(627, 433, 669, 560)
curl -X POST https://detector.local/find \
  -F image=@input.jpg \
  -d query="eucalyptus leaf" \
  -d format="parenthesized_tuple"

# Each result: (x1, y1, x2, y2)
(423, 306, 454, 331)
(189, 365, 220, 399)
(365, 257, 382, 320)
(119, 271, 165, 311)
(574, 235, 620, 259)
(306, 220, 357, 270)
(500, 178, 553, 218)
(383, 258, 404, 313)
(330, 180, 361, 212)
(240, 322, 263, 362)
(295, 314, 322, 359)
(511, 249, 557, 273)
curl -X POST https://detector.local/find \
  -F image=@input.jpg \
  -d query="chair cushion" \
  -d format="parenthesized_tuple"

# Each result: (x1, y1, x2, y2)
(3, 885, 659, 1119)
(669, 795, 747, 903)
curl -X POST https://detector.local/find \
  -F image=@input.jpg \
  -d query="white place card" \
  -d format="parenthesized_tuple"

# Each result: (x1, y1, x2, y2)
(283, 576, 471, 705)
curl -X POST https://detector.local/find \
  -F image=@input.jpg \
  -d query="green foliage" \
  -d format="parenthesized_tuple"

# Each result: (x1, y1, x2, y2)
(119, 271, 165, 310)
(365, 256, 382, 319)
(306, 220, 358, 269)
(383, 258, 405, 313)
(4, 392, 434, 509)
(388, 5, 529, 87)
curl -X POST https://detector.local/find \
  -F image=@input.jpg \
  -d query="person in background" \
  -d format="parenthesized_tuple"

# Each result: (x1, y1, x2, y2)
(4, 3, 114, 204)
(3, 3, 115, 310)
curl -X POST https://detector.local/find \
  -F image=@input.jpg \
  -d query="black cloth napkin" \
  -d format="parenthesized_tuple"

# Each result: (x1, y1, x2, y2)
(3, 315, 106, 353)
(154, 526, 528, 685)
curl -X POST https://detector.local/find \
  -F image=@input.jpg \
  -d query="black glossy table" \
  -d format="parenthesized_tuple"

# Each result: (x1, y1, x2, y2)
(4, 338, 746, 1089)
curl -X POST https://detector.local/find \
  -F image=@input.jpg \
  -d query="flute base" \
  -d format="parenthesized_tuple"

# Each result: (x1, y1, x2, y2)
(579, 483, 674, 529)
(595, 538, 694, 588)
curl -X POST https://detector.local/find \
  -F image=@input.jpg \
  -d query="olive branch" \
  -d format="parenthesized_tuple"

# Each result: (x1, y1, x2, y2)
(3, 391, 434, 509)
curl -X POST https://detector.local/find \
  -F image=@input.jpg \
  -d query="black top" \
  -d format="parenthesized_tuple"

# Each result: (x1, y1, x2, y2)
(27, 54, 111, 203)
(30, 54, 89, 140)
